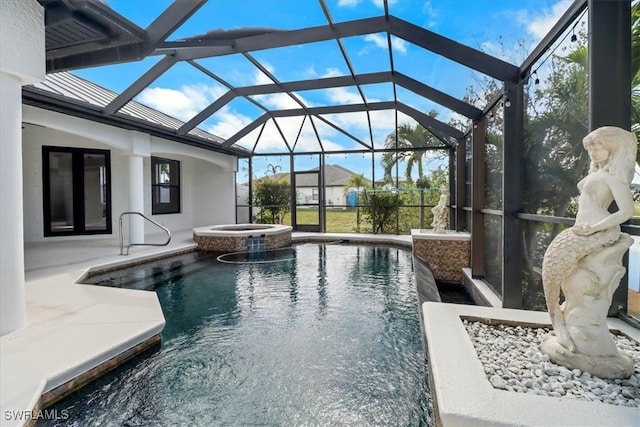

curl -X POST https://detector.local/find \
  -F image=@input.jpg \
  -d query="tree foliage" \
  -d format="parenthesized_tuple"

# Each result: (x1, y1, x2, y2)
(520, 44, 594, 309)
(360, 190, 402, 234)
(253, 176, 290, 224)
(381, 110, 445, 184)
(345, 173, 369, 190)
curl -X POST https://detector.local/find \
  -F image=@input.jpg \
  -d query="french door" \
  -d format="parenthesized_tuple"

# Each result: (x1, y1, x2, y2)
(42, 146, 112, 236)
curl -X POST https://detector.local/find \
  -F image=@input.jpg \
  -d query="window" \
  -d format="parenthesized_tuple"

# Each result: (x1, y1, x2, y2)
(151, 157, 181, 214)
(42, 146, 111, 236)
(312, 188, 319, 201)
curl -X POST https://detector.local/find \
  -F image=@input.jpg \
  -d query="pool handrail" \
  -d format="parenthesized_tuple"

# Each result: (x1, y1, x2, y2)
(119, 211, 171, 255)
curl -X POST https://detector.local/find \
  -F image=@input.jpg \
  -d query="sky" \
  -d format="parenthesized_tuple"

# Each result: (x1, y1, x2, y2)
(71, 0, 637, 183)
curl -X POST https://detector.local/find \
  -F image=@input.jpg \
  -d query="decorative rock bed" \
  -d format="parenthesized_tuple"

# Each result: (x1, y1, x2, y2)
(192, 224, 292, 252)
(464, 319, 640, 407)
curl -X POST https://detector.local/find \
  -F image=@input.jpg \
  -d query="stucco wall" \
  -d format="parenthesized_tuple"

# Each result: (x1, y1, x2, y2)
(143, 154, 235, 233)
(189, 159, 236, 227)
(22, 113, 237, 242)
(0, 0, 45, 84)
(21, 124, 129, 242)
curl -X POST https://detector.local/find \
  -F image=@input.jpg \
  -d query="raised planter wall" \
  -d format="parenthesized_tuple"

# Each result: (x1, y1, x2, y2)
(411, 229, 471, 282)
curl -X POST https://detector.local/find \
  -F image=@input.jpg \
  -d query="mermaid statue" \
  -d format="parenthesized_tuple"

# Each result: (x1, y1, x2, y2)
(431, 185, 449, 233)
(541, 126, 637, 379)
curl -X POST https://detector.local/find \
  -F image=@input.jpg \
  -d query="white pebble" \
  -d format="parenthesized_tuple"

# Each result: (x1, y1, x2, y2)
(463, 320, 639, 408)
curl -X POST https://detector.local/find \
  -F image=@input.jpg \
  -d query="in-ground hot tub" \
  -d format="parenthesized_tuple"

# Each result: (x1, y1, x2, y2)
(193, 224, 293, 252)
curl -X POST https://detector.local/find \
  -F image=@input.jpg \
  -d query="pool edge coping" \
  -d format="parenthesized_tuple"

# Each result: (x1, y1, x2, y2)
(0, 244, 200, 427)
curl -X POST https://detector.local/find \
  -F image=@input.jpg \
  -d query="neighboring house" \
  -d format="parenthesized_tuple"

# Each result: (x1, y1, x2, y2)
(296, 165, 356, 207)
(252, 164, 369, 208)
(296, 164, 369, 207)
(21, 72, 242, 243)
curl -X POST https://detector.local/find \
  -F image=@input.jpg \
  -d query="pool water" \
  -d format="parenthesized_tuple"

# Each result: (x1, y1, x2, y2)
(41, 244, 433, 426)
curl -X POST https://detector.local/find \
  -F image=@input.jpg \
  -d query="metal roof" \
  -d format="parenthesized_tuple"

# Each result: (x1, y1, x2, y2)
(23, 71, 248, 156)
(30, 72, 224, 143)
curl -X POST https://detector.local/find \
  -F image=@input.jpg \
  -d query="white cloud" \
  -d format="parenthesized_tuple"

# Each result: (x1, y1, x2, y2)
(251, 62, 309, 111)
(304, 65, 318, 78)
(253, 63, 275, 85)
(390, 36, 408, 54)
(321, 68, 343, 78)
(337, 0, 399, 10)
(372, 0, 398, 8)
(255, 91, 304, 110)
(137, 84, 225, 122)
(421, 0, 439, 29)
(518, 1, 573, 43)
(205, 105, 253, 139)
(234, 117, 346, 153)
(135, 59, 409, 152)
(363, 33, 408, 55)
(478, 1, 574, 66)
(328, 87, 363, 105)
(364, 33, 387, 49)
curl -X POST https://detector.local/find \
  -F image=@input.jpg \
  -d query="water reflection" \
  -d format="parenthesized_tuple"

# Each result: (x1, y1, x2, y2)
(51, 245, 432, 426)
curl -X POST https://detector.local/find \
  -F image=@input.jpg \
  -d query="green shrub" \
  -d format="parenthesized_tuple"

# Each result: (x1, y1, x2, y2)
(253, 177, 290, 224)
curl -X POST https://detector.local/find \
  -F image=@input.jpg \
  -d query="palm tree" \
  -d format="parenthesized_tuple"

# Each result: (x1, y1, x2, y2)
(345, 173, 370, 232)
(266, 163, 281, 176)
(345, 173, 368, 190)
(382, 110, 442, 185)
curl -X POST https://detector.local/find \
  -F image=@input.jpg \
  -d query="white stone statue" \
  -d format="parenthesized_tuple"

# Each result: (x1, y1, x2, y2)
(431, 185, 449, 233)
(541, 126, 637, 379)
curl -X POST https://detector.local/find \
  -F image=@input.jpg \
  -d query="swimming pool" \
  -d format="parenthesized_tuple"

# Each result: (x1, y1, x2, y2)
(41, 244, 432, 426)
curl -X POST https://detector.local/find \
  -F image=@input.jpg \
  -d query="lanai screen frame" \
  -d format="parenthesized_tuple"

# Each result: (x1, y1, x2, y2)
(36, 0, 638, 318)
(457, 0, 638, 320)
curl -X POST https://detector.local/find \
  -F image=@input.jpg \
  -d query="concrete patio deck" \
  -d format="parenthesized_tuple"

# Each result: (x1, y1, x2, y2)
(2, 230, 197, 426)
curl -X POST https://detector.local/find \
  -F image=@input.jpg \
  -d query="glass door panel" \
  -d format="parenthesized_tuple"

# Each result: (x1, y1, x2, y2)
(48, 152, 74, 233)
(43, 146, 111, 236)
(83, 153, 107, 231)
(295, 171, 320, 231)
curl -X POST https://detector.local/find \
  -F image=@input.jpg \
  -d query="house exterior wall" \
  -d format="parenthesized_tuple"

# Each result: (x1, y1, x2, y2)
(325, 186, 346, 207)
(297, 185, 346, 207)
(22, 124, 129, 242)
(296, 187, 318, 205)
(21, 108, 237, 242)
(189, 159, 236, 227)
